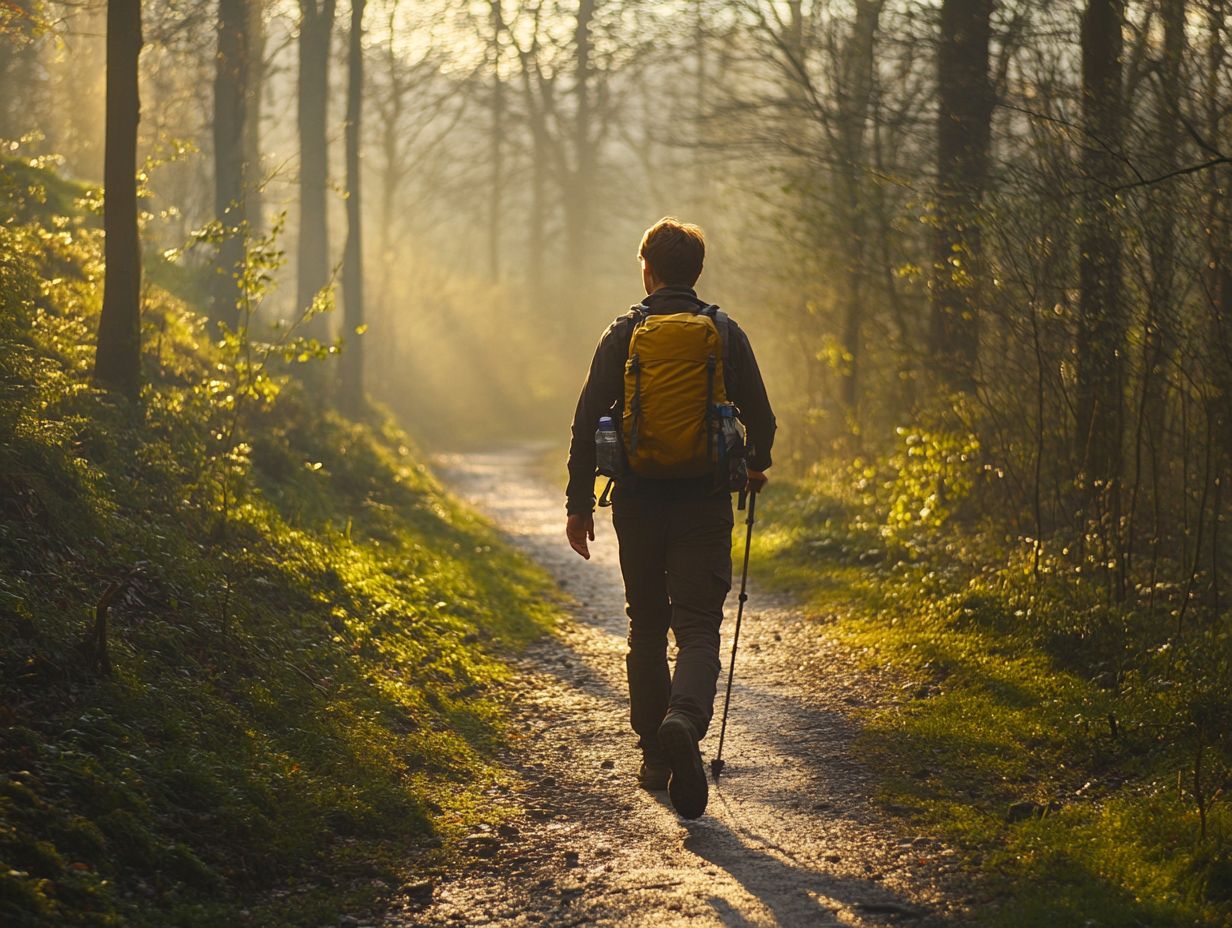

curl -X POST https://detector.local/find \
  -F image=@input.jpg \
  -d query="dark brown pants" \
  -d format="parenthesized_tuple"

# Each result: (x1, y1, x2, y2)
(611, 490, 733, 750)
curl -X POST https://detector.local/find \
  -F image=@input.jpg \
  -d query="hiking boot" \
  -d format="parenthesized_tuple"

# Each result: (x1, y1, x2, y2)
(637, 756, 670, 791)
(657, 713, 708, 819)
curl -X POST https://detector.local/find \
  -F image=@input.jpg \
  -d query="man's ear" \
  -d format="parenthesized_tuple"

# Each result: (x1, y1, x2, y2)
(642, 259, 661, 293)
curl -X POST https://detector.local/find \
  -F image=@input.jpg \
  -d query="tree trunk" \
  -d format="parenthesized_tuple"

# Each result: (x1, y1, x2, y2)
(563, 0, 595, 320)
(1205, 2, 1232, 609)
(375, 5, 403, 332)
(376, 86, 401, 334)
(94, 0, 143, 399)
(529, 123, 547, 307)
(1206, 2, 1232, 454)
(297, 0, 337, 340)
(212, 0, 251, 328)
(1129, 0, 1184, 584)
(836, 0, 883, 432)
(1075, 0, 1125, 486)
(691, 0, 709, 215)
(340, 0, 365, 415)
(930, 0, 994, 393)
(489, 0, 505, 282)
(519, 46, 549, 308)
(244, 0, 266, 236)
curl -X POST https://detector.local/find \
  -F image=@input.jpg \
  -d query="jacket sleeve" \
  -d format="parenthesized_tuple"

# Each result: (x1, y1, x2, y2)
(726, 320, 777, 472)
(566, 320, 627, 514)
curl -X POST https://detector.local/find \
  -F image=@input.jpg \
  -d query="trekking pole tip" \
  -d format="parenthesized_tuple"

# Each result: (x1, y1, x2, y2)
(710, 757, 725, 780)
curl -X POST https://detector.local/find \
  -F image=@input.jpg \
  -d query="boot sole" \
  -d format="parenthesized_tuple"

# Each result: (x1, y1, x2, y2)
(638, 769, 670, 791)
(658, 717, 708, 819)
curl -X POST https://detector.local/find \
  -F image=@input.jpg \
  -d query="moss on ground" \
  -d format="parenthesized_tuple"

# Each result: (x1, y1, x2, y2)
(751, 479, 1232, 928)
(0, 159, 560, 926)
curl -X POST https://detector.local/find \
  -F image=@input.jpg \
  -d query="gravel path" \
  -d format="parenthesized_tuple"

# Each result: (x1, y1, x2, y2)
(386, 446, 971, 927)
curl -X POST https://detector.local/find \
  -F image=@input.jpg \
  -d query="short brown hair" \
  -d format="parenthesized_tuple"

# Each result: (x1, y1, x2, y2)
(639, 217, 705, 286)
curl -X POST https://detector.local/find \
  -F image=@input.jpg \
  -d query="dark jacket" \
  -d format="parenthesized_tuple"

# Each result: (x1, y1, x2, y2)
(566, 285, 777, 515)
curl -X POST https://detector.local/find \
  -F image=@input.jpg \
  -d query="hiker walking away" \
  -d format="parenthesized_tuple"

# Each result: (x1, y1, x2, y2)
(564, 217, 777, 820)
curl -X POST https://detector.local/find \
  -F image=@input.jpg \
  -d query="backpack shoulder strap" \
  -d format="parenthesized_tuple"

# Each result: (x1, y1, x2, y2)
(618, 305, 649, 355)
(699, 304, 731, 364)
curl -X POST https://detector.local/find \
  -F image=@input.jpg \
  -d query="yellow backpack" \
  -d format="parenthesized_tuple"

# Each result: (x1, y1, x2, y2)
(622, 307, 730, 478)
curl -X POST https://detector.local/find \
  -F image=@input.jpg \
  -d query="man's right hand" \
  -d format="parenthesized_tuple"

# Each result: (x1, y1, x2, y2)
(567, 512, 595, 560)
(746, 469, 769, 494)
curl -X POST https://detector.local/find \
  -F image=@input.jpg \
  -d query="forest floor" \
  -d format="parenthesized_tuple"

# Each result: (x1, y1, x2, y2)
(377, 446, 978, 928)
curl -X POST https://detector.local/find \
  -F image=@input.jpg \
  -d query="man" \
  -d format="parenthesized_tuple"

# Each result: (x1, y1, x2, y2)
(565, 217, 776, 820)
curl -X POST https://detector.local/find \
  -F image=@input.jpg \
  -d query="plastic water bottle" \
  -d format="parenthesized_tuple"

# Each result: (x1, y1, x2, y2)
(595, 416, 622, 477)
(720, 404, 743, 441)
(716, 404, 747, 490)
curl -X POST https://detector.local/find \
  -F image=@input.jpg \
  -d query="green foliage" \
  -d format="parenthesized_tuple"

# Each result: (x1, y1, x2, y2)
(0, 159, 559, 927)
(850, 426, 981, 544)
(0, 156, 92, 225)
(752, 468, 1232, 927)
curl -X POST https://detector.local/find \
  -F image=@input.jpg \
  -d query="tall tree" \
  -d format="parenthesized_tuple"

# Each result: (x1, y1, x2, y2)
(488, 0, 505, 282)
(835, 0, 884, 427)
(1202, 3, 1231, 408)
(340, 0, 365, 414)
(527, 78, 549, 307)
(930, 0, 995, 392)
(94, 0, 144, 398)
(562, 0, 596, 313)
(1125, 0, 1186, 587)
(1074, 0, 1126, 485)
(244, 0, 267, 236)
(514, 8, 554, 309)
(212, 0, 251, 327)
(297, 0, 337, 339)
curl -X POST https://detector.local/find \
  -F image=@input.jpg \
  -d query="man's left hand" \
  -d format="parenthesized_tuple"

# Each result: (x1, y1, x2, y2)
(746, 469, 768, 494)
(566, 512, 595, 560)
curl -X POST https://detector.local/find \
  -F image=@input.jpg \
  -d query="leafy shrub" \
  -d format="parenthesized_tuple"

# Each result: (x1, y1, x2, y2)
(0, 157, 558, 928)
(849, 425, 981, 544)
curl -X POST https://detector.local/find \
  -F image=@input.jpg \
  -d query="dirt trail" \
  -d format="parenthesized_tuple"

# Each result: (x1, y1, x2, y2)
(389, 446, 972, 927)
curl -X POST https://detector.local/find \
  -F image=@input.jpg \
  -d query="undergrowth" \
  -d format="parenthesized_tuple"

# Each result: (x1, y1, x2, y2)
(753, 443, 1232, 927)
(0, 158, 559, 926)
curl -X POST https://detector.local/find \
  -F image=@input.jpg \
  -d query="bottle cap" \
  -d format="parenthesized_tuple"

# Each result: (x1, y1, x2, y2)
(599, 416, 614, 427)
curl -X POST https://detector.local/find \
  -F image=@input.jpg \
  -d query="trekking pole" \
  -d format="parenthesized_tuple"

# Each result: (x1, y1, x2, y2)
(711, 489, 757, 781)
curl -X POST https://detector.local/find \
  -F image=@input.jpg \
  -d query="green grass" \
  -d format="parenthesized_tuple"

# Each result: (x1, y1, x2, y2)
(0, 158, 561, 926)
(752, 479, 1232, 927)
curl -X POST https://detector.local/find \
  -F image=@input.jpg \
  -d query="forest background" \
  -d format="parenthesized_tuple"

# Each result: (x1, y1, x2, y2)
(4, 0, 1232, 923)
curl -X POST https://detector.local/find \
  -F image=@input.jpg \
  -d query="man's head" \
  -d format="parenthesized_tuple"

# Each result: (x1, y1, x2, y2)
(638, 217, 705, 293)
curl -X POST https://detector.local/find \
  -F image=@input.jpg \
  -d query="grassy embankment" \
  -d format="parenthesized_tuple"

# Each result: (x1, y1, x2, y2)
(0, 159, 560, 927)
(753, 441, 1231, 927)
